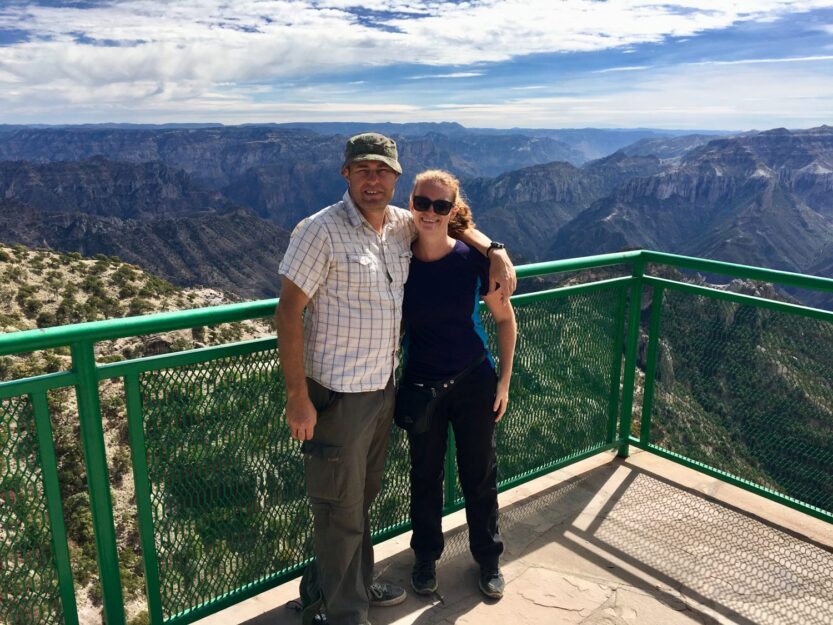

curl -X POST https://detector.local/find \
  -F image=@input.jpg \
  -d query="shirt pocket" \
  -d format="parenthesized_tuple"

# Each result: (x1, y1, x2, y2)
(389, 249, 413, 287)
(335, 252, 377, 288)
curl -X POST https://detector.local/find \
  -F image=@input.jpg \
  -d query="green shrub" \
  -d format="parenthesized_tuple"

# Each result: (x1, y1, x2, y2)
(42, 352, 63, 373)
(98, 354, 125, 364)
(142, 274, 176, 297)
(36, 311, 57, 328)
(65, 492, 94, 538)
(56, 296, 85, 325)
(118, 283, 139, 299)
(68, 543, 98, 589)
(0, 356, 12, 379)
(5, 265, 25, 281)
(21, 297, 43, 319)
(110, 265, 139, 287)
(111, 447, 132, 485)
(128, 298, 154, 316)
(127, 611, 150, 625)
(81, 275, 106, 297)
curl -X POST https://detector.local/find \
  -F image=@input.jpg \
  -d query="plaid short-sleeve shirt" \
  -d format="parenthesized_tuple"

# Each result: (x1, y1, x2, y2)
(279, 191, 416, 392)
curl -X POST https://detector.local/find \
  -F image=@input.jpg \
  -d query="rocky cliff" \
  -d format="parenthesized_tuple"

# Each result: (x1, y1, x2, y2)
(0, 200, 289, 298)
(550, 126, 833, 275)
(0, 126, 582, 230)
(464, 152, 662, 258)
(0, 157, 235, 218)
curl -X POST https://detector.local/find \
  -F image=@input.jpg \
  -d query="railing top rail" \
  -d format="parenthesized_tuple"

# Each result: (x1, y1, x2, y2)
(0, 251, 640, 357)
(645, 276, 833, 322)
(3, 248, 832, 357)
(0, 297, 279, 357)
(515, 249, 641, 279)
(642, 250, 833, 293)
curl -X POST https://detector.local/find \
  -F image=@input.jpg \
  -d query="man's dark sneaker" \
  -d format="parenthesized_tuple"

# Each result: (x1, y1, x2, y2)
(478, 567, 505, 599)
(411, 558, 438, 595)
(368, 580, 407, 606)
(301, 601, 326, 625)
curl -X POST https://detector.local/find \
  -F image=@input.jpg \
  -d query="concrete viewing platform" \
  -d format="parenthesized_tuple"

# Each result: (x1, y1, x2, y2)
(196, 450, 833, 625)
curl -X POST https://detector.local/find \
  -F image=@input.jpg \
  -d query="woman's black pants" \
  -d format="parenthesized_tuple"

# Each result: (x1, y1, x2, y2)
(407, 361, 504, 569)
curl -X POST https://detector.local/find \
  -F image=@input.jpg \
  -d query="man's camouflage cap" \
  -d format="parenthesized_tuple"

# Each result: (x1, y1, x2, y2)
(343, 132, 402, 174)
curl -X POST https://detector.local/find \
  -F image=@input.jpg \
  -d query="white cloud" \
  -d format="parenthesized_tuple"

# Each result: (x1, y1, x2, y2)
(687, 55, 833, 66)
(3, 1, 831, 81)
(408, 71, 484, 79)
(428, 62, 833, 129)
(594, 66, 652, 73)
(1, 1, 833, 123)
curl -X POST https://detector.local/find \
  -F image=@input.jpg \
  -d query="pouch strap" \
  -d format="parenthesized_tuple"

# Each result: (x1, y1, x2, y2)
(411, 352, 487, 397)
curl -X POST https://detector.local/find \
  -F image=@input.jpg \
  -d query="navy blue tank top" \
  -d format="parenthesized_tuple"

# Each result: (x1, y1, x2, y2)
(402, 240, 492, 379)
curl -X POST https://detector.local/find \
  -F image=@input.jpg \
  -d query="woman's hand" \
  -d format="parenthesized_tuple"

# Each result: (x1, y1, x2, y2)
(493, 376, 511, 422)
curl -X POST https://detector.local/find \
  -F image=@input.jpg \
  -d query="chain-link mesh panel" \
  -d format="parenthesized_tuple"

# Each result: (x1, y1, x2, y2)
(139, 349, 415, 621)
(140, 350, 302, 620)
(649, 290, 833, 515)
(136, 288, 626, 619)
(0, 396, 65, 625)
(369, 428, 411, 534)
(447, 287, 625, 504)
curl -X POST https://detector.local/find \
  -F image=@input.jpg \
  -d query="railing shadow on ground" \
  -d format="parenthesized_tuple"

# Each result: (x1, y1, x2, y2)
(237, 455, 833, 625)
(570, 463, 833, 625)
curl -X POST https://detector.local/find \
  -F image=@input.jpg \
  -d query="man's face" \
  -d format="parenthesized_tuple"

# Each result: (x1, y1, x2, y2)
(343, 161, 399, 214)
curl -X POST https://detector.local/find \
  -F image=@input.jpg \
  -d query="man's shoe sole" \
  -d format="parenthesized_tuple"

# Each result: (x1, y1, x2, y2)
(369, 593, 407, 607)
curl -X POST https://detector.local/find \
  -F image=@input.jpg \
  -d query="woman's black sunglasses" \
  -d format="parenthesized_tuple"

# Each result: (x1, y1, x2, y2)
(412, 195, 454, 216)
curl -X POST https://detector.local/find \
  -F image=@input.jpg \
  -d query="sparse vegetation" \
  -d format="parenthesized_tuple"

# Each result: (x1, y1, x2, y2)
(0, 242, 274, 624)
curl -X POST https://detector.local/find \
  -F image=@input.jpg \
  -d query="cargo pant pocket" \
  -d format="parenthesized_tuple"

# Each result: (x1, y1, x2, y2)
(306, 378, 339, 414)
(301, 440, 344, 504)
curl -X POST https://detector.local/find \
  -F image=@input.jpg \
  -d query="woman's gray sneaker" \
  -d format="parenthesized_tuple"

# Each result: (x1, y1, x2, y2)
(411, 559, 438, 595)
(478, 567, 505, 599)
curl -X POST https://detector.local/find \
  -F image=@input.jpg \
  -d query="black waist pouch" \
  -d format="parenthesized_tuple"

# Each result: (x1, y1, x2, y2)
(394, 353, 486, 435)
(394, 381, 439, 435)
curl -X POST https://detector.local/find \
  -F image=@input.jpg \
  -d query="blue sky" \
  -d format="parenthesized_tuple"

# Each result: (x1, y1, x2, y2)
(1, 1, 832, 130)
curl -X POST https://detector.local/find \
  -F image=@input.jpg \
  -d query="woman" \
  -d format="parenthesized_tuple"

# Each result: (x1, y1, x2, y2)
(401, 169, 517, 600)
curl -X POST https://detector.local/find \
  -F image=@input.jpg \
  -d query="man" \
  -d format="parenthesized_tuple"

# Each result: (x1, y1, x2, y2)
(276, 133, 515, 625)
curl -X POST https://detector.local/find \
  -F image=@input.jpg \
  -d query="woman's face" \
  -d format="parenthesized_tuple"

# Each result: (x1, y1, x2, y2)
(410, 180, 457, 235)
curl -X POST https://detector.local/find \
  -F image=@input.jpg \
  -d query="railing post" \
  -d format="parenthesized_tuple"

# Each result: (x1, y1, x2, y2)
(124, 373, 165, 625)
(30, 391, 79, 625)
(443, 425, 457, 514)
(71, 341, 125, 625)
(606, 287, 628, 444)
(618, 256, 645, 458)
(639, 285, 665, 446)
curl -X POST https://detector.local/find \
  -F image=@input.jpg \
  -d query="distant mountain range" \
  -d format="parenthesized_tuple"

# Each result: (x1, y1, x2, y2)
(0, 123, 831, 305)
(551, 127, 833, 273)
(465, 151, 664, 259)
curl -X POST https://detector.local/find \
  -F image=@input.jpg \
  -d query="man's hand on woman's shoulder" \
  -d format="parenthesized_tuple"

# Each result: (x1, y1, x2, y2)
(487, 248, 516, 303)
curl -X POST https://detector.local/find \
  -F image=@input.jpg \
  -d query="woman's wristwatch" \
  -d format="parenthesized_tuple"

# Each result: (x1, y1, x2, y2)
(487, 241, 506, 257)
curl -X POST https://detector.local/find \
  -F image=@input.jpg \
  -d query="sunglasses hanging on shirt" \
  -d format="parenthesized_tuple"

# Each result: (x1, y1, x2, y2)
(412, 195, 454, 216)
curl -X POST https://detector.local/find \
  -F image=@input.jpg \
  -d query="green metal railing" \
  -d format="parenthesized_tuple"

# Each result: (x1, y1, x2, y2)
(1, 249, 831, 625)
